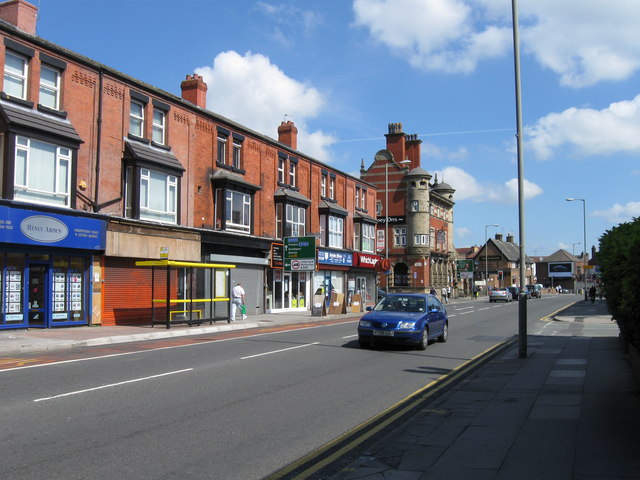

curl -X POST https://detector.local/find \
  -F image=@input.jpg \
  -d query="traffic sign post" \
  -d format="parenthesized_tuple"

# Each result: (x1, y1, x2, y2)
(284, 236, 316, 271)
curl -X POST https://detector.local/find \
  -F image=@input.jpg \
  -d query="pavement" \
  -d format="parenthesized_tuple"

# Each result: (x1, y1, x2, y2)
(319, 298, 640, 480)
(2, 298, 639, 480)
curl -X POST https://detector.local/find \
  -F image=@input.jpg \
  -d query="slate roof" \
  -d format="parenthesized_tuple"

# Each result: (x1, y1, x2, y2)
(124, 140, 184, 172)
(0, 100, 83, 144)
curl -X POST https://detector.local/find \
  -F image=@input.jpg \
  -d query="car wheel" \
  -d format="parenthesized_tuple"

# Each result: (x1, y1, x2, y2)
(358, 336, 370, 348)
(438, 321, 448, 343)
(417, 327, 429, 350)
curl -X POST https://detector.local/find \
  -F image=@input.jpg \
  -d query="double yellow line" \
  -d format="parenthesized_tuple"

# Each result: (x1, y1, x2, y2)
(265, 337, 519, 480)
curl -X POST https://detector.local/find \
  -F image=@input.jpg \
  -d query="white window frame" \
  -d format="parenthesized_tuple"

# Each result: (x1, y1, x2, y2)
(288, 161, 296, 187)
(232, 140, 242, 169)
(152, 108, 166, 145)
(376, 200, 382, 216)
(410, 200, 419, 212)
(14, 136, 71, 207)
(328, 215, 343, 248)
(394, 227, 407, 247)
(130, 100, 145, 137)
(39, 64, 61, 110)
(225, 189, 251, 233)
(414, 234, 429, 246)
(362, 223, 375, 253)
(286, 204, 305, 237)
(355, 186, 360, 209)
(321, 174, 327, 197)
(278, 158, 285, 183)
(329, 177, 335, 200)
(361, 189, 367, 210)
(139, 168, 177, 224)
(217, 135, 227, 164)
(4, 51, 28, 100)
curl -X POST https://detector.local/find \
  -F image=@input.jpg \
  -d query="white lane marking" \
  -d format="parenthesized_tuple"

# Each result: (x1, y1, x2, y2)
(33, 368, 193, 403)
(459, 311, 474, 315)
(240, 342, 319, 360)
(342, 334, 358, 339)
(1, 322, 359, 373)
(479, 307, 491, 311)
(454, 306, 474, 311)
(448, 314, 457, 317)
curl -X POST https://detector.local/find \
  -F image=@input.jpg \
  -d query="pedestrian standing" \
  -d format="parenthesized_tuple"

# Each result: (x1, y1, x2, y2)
(231, 282, 247, 321)
(441, 286, 448, 304)
(447, 285, 452, 302)
(430, 287, 436, 295)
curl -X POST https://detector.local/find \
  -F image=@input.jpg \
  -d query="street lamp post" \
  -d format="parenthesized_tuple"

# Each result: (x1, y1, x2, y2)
(485, 224, 499, 295)
(572, 242, 581, 258)
(385, 159, 411, 293)
(566, 198, 588, 300)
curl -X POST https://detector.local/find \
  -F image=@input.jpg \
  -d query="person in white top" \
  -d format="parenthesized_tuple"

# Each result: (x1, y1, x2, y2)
(231, 282, 247, 321)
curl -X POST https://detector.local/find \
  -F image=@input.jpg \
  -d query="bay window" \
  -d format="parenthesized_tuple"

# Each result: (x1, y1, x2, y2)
(214, 188, 251, 233)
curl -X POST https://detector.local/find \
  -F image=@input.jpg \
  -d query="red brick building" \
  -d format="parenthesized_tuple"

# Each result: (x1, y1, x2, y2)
(360, 123, 456, 294)
(0, 0, 381, 329)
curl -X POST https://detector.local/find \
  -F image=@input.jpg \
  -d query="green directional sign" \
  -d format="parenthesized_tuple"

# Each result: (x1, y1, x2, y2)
(284, 236, 316, 271)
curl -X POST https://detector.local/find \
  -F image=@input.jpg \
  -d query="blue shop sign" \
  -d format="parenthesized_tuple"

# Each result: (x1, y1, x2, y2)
(0, 206, 106, 250)
(317, 249, 353, 266)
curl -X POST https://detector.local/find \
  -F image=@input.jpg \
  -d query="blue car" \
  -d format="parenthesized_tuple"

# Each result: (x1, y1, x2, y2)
(357, 293, 448, 350)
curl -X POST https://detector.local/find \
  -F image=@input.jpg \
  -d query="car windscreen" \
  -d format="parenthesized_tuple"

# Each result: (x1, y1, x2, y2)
(374, 296, 425, 312)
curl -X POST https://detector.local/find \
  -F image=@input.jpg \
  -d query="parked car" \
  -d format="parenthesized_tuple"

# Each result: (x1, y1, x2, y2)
(506, 286, 519, 299)
(526, 284, 541, 298)
(489, 287, 513, 302)
(357, 294, 448, 350)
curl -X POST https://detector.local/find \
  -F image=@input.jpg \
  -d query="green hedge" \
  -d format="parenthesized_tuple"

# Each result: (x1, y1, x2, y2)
(599, 217, 640, 350)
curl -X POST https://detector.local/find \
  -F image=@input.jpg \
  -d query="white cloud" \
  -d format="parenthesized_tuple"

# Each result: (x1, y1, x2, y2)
(435, 166, 542, 204)
(526, 94, 640, 159)
(352, 0, 510, 74)
(592, 201, 640, 224)
(353, 0, 640, 87)
(455, 226, 472, 239)
(195, 51, 336, 161)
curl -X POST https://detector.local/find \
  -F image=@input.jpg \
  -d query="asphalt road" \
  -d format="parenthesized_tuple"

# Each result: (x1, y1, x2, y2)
(0, 294, 576, 480)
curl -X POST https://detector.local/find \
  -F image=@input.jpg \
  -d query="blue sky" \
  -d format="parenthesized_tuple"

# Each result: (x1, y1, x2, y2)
(36, 0, 640, 257)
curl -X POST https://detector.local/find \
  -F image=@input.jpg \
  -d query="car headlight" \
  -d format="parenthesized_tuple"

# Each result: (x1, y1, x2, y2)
(359, 320, 372, 327)
(397, 321, 416, 330)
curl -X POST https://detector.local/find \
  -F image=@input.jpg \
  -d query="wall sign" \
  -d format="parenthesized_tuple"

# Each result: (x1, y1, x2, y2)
(317, 249, 353, 266)
(0, 206, 106, 250)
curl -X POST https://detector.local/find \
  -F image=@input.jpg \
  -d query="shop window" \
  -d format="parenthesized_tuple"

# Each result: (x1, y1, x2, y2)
(1, 252, 25, 326)
(52, 256, 87, 323)
(14, 135, 72, 207)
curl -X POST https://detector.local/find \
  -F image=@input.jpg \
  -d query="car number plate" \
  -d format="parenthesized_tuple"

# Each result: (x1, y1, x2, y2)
(373, 330, 394, 337)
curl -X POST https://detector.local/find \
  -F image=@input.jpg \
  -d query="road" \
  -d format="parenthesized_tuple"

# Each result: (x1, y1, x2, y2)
(0, 294, 576, 480)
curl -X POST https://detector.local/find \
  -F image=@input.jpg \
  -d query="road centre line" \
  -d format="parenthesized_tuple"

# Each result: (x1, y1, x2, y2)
(0, 322, 359, 373)
(241, 342, 319, 360)
(33, 368, 193, 403)
(459, 311, 474, 315)
(454, 306, 474, 311)
(479, 307, 491, 311)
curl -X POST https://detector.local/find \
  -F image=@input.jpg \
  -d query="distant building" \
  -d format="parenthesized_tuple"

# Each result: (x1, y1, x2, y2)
(472, 234, 534, 291)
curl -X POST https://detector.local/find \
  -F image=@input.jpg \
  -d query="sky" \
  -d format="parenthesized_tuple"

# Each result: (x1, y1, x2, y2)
(34, 0, 640, 257)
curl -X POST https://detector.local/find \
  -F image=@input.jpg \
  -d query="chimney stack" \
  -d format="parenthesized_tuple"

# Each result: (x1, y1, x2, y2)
(278, 120, 298, 150)
(180, 74, 207, 109)
(495, 233, 503, 241)
(506, 234, 514, 243)
(0, 0, 38, 35)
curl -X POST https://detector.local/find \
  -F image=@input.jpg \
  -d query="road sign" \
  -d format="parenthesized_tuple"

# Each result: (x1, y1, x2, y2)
(284, 236, 316, 271)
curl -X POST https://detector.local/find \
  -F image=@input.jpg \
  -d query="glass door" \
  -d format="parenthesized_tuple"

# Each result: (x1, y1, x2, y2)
(28, 264, 48, 327)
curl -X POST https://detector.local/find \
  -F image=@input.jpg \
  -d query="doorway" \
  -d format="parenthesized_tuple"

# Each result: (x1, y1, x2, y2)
(28, 263, 48, 327)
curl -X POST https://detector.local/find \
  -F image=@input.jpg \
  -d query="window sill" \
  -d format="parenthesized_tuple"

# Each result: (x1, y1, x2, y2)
(37, 104, 68, 119)
(127, 133, 150, 144)
(151, 141, 171, 151)
(1, 92, 34, 108)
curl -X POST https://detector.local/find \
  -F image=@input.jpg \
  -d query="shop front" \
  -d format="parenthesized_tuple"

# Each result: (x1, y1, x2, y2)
(0, 205, 106, 329)
(349, 252, 382, 309)
(314, 249, 352, 308)
(267, 242, 310, 312)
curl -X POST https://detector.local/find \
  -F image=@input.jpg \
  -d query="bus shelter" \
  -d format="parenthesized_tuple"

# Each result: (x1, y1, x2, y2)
(135, 260, 236, 329)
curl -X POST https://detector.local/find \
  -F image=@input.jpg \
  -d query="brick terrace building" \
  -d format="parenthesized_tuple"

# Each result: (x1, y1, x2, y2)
(0, 0, 382, 329)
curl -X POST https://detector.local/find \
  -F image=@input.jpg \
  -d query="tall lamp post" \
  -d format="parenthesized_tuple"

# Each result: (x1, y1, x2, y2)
(485, 224, 499, 295)
(566, 198, 587, 300)
(385, 159, 411, 293)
